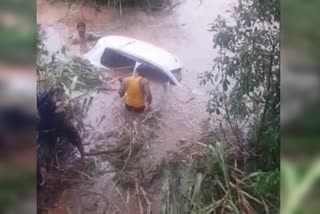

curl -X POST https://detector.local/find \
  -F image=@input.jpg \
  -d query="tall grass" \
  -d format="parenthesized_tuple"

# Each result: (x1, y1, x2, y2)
(162, 143, 279, 214)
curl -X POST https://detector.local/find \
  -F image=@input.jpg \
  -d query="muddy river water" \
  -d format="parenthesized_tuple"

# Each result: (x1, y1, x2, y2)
(37, 0, 235, 212)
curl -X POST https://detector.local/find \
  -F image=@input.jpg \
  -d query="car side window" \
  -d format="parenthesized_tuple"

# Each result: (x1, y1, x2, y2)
(137, 64, 169, 83)
(100, 48, 136, 69)
(171, 69, 182, 82)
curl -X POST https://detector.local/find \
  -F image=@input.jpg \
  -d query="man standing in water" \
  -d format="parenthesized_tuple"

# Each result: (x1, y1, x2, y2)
(118, 65, 152, 113)
(71, 21, 101, 54)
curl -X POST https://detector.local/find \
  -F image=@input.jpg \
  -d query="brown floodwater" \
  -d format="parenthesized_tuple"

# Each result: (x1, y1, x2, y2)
(38, 0, 235, 157)
(37, 0, 235, 212)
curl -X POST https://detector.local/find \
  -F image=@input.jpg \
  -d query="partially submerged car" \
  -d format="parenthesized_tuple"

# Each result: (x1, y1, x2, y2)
(83, 36, 182, 86)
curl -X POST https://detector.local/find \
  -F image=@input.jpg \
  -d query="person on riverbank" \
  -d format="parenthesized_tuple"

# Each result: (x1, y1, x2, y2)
(118, 65, 152, 113)
(71, 21, 101, 54)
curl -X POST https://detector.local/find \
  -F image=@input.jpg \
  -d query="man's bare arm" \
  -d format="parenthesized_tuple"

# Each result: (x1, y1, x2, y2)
(143, 79, 152, 105)
(71, 37, 80, 45)
(88, 33, 101, 41)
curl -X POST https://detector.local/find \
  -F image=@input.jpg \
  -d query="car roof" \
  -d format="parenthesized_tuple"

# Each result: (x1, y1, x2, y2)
(94, 36, 182, 72)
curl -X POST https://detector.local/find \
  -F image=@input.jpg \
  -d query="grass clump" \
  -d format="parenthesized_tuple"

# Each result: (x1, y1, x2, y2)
(162, 142, 279, 214)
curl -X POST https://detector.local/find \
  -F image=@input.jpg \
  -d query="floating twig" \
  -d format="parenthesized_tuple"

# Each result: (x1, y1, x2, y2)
(62, 178, 94, 184)
(115, 186, 129, 212)
(140, 186, 152, 214)
(185, 97, 195, 104)
(136, 181, 144, 214)
(85, 149, 124, 156)
(71, 168, 96, 181)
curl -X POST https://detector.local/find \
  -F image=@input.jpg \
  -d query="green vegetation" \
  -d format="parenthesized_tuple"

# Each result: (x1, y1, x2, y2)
(160, 0, 281, 213)
(162, 143, 279, 214)
(37, 25, 103, 93)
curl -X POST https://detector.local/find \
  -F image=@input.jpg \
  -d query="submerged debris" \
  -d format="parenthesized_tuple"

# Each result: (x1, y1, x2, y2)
(88, 109, 162, 188)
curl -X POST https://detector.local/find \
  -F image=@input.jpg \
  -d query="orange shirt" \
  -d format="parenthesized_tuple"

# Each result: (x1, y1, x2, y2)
(125, 76, 145, 108)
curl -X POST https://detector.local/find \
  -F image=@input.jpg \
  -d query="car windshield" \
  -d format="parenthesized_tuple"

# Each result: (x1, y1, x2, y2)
(99, 47, 178, 85)
(100, 48, 136, 70)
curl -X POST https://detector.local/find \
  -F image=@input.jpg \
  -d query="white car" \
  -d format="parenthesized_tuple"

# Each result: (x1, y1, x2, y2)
(83, 36, 182, 86)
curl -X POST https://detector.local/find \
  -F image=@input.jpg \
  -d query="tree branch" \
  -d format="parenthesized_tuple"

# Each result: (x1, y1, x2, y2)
(256, 43, 276, 146)
(247, 92, 265, 104)
(225, 102, 243, 146)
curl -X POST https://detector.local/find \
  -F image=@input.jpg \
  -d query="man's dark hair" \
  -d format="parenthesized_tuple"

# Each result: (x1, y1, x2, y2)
(136, 64, 146, 76)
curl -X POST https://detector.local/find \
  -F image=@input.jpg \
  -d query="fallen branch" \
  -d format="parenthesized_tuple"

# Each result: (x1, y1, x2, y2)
(70, 86, 117, 102)
(115, 186, 129, 212)
(112, 203, 122, 213)
(107, 142, 133, 199)
(107, 73, 132, 84)
(98, 87, 118, 91)
(185, 97, 195, 104)
(136, 181, 144, 214)
(126, 190, 130, 204)
(37, 74, 75, 82)
(180, 143, 195, 153)
(118, 143, 132, 177)
(81, 190, 104, 197)
(140, 186, 152, 214)
(196, 141, 209, 147)
(66, 206, 72, 214)
(85, 149, 124, 156)
(71, 168, 96, 181)
(80, 189, 109, 213)
(54, 145, 60, 169)
(62, 178, 94, 184)
(96, 115, 106, 127)
(70, 87, 99, 101)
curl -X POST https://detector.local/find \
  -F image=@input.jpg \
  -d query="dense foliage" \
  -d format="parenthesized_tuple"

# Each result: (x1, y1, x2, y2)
(162, 0, 280, 212)
(37, 25, 103, 94)
(198, 0, 280, 211)
(200, 0, 280, 164)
